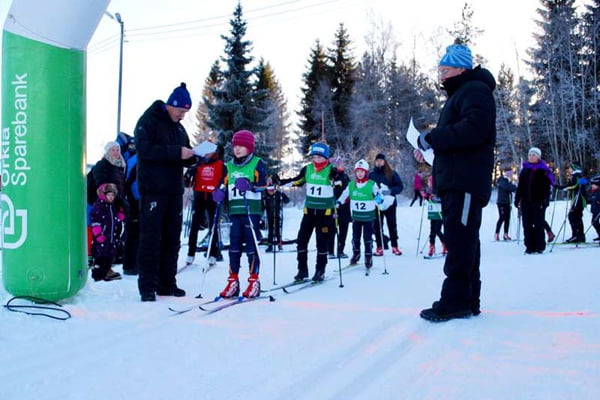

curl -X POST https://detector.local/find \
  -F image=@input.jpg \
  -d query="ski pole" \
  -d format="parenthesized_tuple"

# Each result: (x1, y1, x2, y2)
(377, 207, 389, 275)
(333, 207, 344, 287)
(196, 202, 221, 299)
(549, 215, 568, 252)
(272, 190, 279, 285)
(415, 202, 426, 256)
(584, 212, 600, 236)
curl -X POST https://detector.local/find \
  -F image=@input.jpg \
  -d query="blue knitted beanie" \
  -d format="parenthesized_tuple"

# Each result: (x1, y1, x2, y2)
(166, 82, 192, 109)
(439, 43, 473, 70)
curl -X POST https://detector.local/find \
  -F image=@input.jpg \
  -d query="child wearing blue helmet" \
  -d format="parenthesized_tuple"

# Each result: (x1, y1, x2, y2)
(280, 142, 341, 282)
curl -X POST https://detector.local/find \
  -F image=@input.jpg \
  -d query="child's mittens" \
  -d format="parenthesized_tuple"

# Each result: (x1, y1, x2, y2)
(375, 194, 384, 204)
(117, 212, 126, 221)
(92, 225, 103, 237)
(212, 188, 226, 203)
(234, 177, 253, 192)
(96, 235, 106, 243)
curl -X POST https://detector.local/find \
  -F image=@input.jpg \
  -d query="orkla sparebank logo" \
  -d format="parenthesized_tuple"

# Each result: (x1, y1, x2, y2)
(0, 193, 28, 249)
(1, 72, 30, 249)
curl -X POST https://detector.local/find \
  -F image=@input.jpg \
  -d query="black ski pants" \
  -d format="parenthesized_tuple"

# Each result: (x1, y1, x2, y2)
(438, 191, 482, 313)
(138, 194, 183, 295)
(521, 202, 547, 253)
(374, 205, 398, 248)
(187, 192, 219, 258)
(296, 209, 333, 275)
(495, 204, 511, 234)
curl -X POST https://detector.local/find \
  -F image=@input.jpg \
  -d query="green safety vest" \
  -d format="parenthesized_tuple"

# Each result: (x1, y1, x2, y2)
(348, 180, 377, 221)
(226, 156, 262, 215)
(427, 197, 442, 220)
(305, 163, 335, 209)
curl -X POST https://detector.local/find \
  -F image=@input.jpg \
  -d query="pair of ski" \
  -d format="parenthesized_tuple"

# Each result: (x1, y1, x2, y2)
(423, 253, 446, 260)
(169, 294, 275, 315)
(334, 262, 373, 276)
(264, 277, 332, 295)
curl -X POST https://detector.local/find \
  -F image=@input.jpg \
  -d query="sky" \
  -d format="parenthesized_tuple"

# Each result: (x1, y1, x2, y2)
(1, 197, 599, 399)
(0, 0, 581, 162)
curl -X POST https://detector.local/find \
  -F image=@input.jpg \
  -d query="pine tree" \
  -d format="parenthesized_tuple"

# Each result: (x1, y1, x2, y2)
(528, 0, 588, 181)
(326, 23, 356, 154)
(297, 40, 329, 157)
(206, 3, 269, 158)
(194, 59, 222, 145)
(494, 64, 522, 172)
(255, 58, 291, 175)
(581, 0, 600, 170)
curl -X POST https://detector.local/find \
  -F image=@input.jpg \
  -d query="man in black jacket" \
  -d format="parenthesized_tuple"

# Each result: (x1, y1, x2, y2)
(135, 83, 196, 302)
(414, 40, 496, 321)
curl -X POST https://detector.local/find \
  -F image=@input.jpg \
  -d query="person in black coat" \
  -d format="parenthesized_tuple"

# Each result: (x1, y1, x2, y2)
(514, 147, 552, 254)
(368, 153, 404, 256)
(414, 40, 496, 322)
(495, 167, 517, 241)
(135, 83, 197, 302)
(262, 177, 290, 252)
(91, 141, 126, 202)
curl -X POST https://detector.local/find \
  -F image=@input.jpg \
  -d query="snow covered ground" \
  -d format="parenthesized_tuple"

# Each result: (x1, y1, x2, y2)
(1, 197, 599, 400)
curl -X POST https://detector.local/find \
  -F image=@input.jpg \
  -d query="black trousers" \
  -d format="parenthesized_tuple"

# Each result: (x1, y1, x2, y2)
(296, 210, 333, 274)
(122, 215, 139, 273)
(138, 194, 183, 295)
(438, 191, 482, 313)
(374, 205, 398, 248)
(329, 204, 350, 254)
(429, 219, 444, 245)
(187, 192, 219, 258)
(568, 207, 585, 239)
(351, 220, 374, 257)
(266, 208, 283, 245)
(521, 202, 547, 252)
(410, 189, 423, 207)
(495, 204, 511, 234)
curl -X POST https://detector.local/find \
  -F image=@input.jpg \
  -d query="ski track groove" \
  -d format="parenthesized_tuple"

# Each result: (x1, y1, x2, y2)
(272, 318, 428, 400)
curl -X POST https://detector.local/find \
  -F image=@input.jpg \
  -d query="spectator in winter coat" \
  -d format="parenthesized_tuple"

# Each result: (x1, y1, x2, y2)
(369, 153, 404, 256)
(184, 141, 225, 266)
(90, 183, 125, 281)
(410, 171, 424, 207)
(514, 147, 552, 254)
(93, 141, 126, 198)
(135, 83, 197, 302)
(414, 40, 496, 322)
(122, 150, 139, 275)
(495, 167, 517, 241)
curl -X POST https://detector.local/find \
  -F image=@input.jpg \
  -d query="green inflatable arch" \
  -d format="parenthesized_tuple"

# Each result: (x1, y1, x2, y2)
(1, 0, 109, 301)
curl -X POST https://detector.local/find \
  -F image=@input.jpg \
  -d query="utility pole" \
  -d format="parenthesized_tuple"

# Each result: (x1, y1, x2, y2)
(105, 11, 124, 136)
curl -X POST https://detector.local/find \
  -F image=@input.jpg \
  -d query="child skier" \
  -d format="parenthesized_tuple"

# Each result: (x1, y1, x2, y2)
(90, 183, 125, 281)
(280, 142, 339, 282)
(262, 177, 290, 252)
(336, 159, 381, 270)
(425, 175, 446, 257)
(216, 130, 267, 298)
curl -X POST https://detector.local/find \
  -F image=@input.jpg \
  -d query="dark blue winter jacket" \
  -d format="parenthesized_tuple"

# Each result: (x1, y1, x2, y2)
(424, 66, 496, 205)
